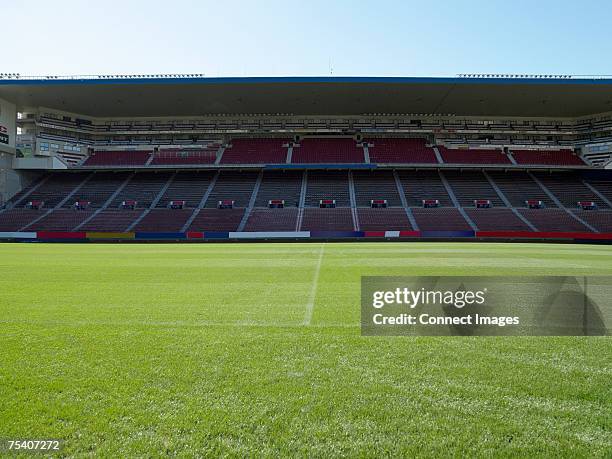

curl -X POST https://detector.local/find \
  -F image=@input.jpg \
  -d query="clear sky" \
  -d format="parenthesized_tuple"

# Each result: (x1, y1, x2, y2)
(5, 0, 612, 77)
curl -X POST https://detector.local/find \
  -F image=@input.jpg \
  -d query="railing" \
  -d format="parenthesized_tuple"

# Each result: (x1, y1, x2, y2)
(0, 73, 207, 80)
(457, 73, 612, 80)
(3, 73, 612, 81)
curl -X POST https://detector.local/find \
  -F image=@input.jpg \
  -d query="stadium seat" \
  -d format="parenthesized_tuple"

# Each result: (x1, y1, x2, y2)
(0, 209, 47, 231)
(438, 147, 511, 165)
(352, 170, 403, 207)
(111, 173, 173, 209)
(292, 138, 364, 163)
(443, 171, 505, 207)
(410, 208, 472, 231)
(221, 139, 289, 164)
(300, 208, 355, 231)
(133, 209, 194, 232)
(244, 208, 299, 231)
(511, 149, 585, 166)
(188, 208, 245, 232)
(571, 210, 612, 232)
(84, 150, 152, 166)
(518, 209, 591, 232)
(150, 147, 218, 165)
(305, 171, 350, 207)
(464, 208, 531, 231)
(204, 171, 259, 208)
(366, 138, 437, 164)
(156, 171, 216, 208)
(254, 171, 303, 208)
(24, 209, 95, 231)
(357, 208, 413, 231)
(397, 171, 452, 207)
(486, 172, 557, 208)
(533, 172, 609, 209)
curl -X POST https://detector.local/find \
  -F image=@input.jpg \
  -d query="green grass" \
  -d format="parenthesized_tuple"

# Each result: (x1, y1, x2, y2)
(0, 242, 610, 457)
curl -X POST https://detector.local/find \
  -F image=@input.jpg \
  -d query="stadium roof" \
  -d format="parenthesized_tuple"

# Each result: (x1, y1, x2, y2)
(1, 75, 612, 118)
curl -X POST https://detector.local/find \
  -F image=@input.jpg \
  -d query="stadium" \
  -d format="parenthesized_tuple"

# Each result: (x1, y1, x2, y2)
(0, 74, 610, 456)
(0, 75, 612, 242)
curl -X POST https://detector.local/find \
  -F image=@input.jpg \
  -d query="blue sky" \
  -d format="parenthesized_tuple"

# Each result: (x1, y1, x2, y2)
(6, 0, 612, 77)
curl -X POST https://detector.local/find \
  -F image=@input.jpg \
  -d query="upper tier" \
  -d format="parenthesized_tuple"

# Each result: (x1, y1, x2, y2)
(78, 138, 587, 169)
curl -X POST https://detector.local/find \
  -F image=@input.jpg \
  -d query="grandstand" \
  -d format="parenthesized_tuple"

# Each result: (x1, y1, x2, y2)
(1, 75, 612, 241)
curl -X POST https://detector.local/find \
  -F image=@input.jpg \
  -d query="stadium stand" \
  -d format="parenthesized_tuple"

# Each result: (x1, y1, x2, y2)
(438, 147, 511, 165)
(305, 171, 351, 207)
(3, 168, 612, 235)
(244, 208, 299, 231)
(188, 209, 245, 231)
(410, 208, 472, 231)
(352, 170, 403, 207)
(366, 138, 437, 164)
(79, 210, 145, 231)
(24, 209, 95, 231)
(357, 208, 413, 231)
(110, 172, 173, 208)
(584, 178, 612, 202)
(464, 208, 531, 231)
(84, 150, 152, 166)
(8, 75, 612, 240)
(511, 149, 585, 166)
(253, 171, 303, 207)
(22, 173, 89, 209)
(133, 209, 194, 232)
(443, 171, 505, 207)
(397, 171, 453, 207)
(517, 209, 590, 232)
(571, 210, 612, 232)
(300, 208, 355, 231)
(292, 138, 364, 163)
(3, 165, 612, 235)
(533, 172, 609, 208)
(67, 172, 132, 208)
(6, 175, 50, 206)
(221, 139, 289, 164)
(486, 171, 557, 208)
(0, 209, 46, 231)
(156, 171, 216, 208)
(204, 171, 259, 208)
(150, 148, 218, 165)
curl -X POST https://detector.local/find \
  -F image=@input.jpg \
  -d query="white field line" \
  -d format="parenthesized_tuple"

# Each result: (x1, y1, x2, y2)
(303, 244, 325, 326)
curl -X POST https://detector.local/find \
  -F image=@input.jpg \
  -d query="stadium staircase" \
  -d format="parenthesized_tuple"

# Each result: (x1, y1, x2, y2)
(437, 171, 477, 231)
(22, 173, 94, 231)
(237, 171, 264, 231)
(582, 181, 612, 208)
(180, 171, 220, 232)
(483, 171, 536, 230)
(127, 172, 177, 231)
(528, 172, 597, 232)
(74, 173, 135, 231)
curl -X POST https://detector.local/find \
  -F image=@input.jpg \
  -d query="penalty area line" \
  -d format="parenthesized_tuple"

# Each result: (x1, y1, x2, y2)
(303, 243, 325, 326)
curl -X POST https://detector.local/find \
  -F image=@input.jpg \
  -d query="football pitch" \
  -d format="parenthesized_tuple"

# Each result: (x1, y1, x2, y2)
(0, 242, 610, 456)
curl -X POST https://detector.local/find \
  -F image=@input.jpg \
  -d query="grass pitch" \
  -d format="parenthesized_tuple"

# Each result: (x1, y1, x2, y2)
(0, 242, 610, 457)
